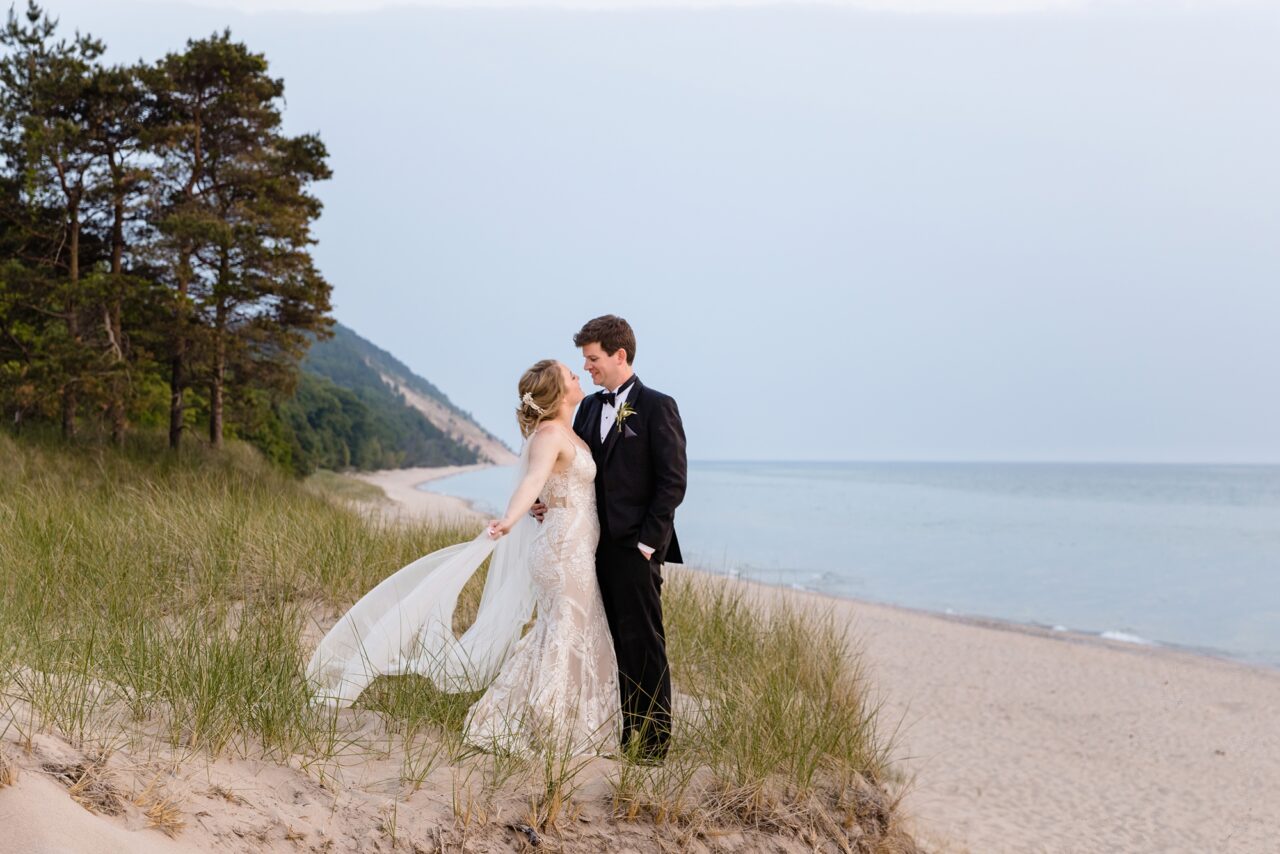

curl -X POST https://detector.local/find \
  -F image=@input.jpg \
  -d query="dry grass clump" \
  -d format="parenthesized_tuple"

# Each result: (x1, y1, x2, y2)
(143, 797, 187, 837)
(206, 783, 247, 805)
(0, 746, 16, 787)
(134, 780, 187, 838)
(0, 432, 914, 850)
(42, 755, 125, 815)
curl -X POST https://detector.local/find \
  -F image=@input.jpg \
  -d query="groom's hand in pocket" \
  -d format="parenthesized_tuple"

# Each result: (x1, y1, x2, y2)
(529, 501, 547, 523)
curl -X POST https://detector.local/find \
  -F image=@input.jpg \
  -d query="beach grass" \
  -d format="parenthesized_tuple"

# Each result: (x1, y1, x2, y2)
(0, 432, 914, 851)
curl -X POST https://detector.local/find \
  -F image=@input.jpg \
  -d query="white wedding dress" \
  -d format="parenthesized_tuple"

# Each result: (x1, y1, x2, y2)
(464, 443, 620, 753)
(306, 437, 620, 756)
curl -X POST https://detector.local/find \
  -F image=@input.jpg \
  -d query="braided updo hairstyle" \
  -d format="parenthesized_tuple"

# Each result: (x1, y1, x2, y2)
(516, 359, 566, 438)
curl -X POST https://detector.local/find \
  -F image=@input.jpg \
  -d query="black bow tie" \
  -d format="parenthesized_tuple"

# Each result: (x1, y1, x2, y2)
(600, 378, 636, 408)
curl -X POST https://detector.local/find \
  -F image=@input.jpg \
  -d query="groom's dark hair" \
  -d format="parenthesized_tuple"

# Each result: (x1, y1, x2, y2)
(574, 315, 636, 365)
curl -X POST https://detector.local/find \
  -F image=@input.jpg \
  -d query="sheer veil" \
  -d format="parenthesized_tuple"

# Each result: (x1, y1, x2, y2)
(306, 445, 537, 706)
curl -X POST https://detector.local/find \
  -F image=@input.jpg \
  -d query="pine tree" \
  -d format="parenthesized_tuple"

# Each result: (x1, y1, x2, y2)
(149, 31, 332, 449)
(0, 1, 107, 438)
(83, 61, 154, 444)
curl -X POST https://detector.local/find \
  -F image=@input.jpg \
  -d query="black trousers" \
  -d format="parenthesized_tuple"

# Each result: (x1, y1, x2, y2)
(595, 533, 672, 758)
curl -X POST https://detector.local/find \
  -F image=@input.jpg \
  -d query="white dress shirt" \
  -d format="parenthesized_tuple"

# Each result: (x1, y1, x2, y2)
(599, 380, 655, 560)
(598, 380, 635, 442)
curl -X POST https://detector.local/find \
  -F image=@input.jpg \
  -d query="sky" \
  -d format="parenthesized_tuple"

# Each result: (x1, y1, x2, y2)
(28, 0, 1280, 462)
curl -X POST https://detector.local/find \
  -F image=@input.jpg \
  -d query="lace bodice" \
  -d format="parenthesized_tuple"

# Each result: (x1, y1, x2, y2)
(540, 441, 596, 506)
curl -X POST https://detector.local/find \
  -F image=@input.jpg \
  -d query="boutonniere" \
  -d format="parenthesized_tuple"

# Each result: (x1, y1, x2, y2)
(615, 401, 637, 434)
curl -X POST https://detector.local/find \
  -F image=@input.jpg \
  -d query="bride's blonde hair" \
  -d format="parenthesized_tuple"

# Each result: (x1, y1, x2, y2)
(516, 360, 565, 438)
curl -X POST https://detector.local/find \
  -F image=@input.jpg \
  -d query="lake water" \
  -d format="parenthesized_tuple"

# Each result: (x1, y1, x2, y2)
(423, 461, 1280, 668)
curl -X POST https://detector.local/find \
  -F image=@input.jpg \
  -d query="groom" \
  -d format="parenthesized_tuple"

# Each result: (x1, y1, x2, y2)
(570, 314, 686, 761)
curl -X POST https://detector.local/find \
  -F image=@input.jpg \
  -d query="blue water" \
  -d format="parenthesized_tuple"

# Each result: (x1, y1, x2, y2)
(424, 461, 1280, 668)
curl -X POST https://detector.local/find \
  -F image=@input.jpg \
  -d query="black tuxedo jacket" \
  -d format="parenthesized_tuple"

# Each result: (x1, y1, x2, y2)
(573, 377, 687, 565)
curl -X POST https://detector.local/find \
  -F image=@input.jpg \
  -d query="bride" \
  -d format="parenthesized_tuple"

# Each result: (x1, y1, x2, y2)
(306, 359, 621, 756)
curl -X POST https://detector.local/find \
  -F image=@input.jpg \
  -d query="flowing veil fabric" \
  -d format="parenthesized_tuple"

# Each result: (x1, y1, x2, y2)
(306, 449, 536, 706)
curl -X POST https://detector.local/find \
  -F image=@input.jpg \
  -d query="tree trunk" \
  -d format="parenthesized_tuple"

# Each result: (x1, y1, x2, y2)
(168, 344, 185, 449)
(209, 299, 226, 449)
(61, 205, 80, 440)
(107, 189, 127, 446)
(171, 107, 204, 451)
(168, 257, 190, 450)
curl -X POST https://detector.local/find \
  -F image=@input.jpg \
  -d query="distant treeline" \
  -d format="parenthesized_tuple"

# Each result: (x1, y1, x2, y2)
(0, 1, 332, 456)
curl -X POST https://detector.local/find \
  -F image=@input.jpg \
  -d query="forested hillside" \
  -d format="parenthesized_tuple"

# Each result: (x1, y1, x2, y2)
(304, 323, 515, 467)
(253, 323, 508, 475)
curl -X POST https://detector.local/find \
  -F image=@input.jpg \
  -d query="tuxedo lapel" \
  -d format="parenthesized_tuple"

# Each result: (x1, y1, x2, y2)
(586, 395, 606, 454)
(600, 412, 622, 463)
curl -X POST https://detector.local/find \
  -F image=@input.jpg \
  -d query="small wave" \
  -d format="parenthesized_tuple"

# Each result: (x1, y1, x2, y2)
(1100, 630, 1156, 646)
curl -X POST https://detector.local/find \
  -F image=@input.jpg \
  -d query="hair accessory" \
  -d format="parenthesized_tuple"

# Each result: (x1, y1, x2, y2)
(521, 391, 546, 416)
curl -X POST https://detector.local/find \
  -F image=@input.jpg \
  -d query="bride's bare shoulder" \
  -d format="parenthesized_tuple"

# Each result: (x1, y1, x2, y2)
(531, 422, 573, 449)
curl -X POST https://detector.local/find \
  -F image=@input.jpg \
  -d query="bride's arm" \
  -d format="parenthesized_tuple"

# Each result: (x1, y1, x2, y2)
(488, 431, 562, 538)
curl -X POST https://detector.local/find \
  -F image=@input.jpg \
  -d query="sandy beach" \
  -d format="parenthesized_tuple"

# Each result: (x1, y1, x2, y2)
(348, 464, 488, 526)
(770, 586, 1280, 852)
(388, 466, 1280, 852)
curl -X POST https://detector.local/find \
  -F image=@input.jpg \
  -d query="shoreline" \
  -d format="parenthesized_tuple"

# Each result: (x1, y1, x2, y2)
(765, 573, 1280, 681)
(396, 463, 1280, 852)
(349, 463, 490, 525)
(704, 566, 1280, 676)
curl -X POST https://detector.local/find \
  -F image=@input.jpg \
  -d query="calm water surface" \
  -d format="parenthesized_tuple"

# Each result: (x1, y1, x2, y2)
(424, 461, 1280, 668)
